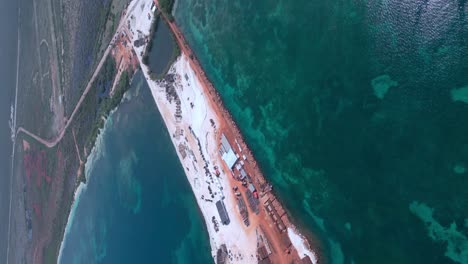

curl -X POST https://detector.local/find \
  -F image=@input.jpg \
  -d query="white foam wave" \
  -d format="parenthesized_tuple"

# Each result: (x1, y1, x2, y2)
(9, 104, 15, 143)
(288, 227, 319, 264)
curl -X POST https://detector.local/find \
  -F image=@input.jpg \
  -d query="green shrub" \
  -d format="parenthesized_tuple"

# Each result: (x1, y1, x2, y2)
(159, 0, 175, 18)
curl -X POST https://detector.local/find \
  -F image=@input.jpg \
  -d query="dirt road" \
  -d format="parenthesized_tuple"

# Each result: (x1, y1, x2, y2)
(15, 3, 136, 148)
(16, 45, 111, 148)
(6, 7, 134, 264)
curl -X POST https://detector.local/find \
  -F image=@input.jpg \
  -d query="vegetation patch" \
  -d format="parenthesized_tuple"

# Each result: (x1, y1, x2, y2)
(159, 0, 176, 21)
(86, 69, 131, 153)
(70, 55, 133, 186)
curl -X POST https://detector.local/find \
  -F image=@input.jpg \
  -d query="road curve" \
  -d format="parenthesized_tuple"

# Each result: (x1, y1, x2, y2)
(15, 2, 136, 148)
(16, 45, 111, 148)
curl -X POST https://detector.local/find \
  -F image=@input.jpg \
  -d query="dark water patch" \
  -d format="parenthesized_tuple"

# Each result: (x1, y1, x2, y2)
(147, 19, 177, 77)
(59, 71, 212, 263)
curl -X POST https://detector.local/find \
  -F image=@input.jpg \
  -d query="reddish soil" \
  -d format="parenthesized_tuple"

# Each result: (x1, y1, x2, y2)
(22, 140, 67, 264)
(112, 32, 139, 70)
(23, 149, 51, 188)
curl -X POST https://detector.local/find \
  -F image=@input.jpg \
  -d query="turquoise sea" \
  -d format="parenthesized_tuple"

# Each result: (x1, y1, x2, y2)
(59, 71, 212, 263)
(174, 1, 468, 263)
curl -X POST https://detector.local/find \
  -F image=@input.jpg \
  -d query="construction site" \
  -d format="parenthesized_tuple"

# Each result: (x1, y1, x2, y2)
(217, 127, 316, 264)
(124, 1, 320, 263)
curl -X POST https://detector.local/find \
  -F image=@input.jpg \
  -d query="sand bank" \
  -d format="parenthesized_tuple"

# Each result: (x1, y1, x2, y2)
(81, 0, 321, 263)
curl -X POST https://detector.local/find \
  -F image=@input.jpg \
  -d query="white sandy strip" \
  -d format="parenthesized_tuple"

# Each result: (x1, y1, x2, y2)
(288, 227, 318, 263)
(128, 1, 257, 263)
(56, 183, 85, 263)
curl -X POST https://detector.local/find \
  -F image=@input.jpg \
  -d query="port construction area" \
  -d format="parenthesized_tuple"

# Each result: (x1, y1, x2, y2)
(119, 0, 318, 263)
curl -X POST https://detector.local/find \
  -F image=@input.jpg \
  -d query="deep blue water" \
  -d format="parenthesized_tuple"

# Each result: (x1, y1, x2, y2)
(59, 71, 212, 264)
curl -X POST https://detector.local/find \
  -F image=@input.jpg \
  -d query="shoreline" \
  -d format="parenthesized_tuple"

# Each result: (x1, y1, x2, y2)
(129, 1, 320, 262)
(164, 14, 326, 263)
(57, 107, 118, 263)
(56, 0, 320, 262)
(171, 39, 323, 264)
(56, 181, 85, 263)
(158, 2, 321, 263)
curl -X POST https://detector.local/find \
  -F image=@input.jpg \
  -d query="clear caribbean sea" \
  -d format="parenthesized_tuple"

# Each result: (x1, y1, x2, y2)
(59, 71, 213, 263)
(174, 0, 468, 263)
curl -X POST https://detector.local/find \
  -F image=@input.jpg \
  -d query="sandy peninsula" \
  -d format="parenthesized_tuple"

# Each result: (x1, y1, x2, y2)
(119, 0, 320, 263)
